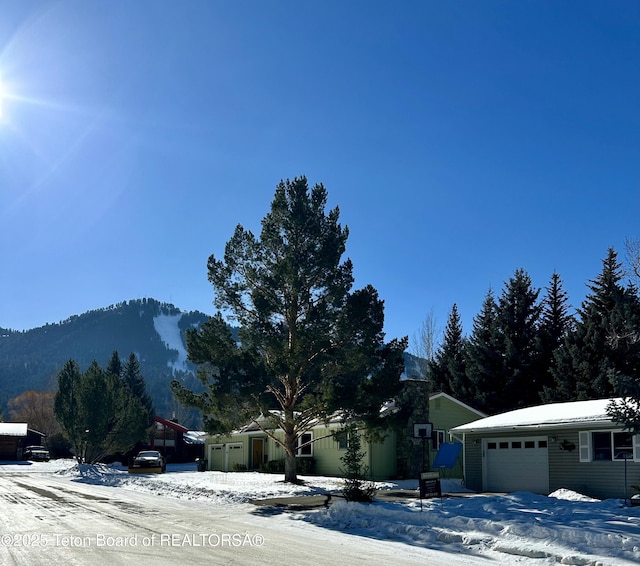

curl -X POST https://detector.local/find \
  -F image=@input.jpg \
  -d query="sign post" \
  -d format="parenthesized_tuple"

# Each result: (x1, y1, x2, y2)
(413, 423, 437, 510)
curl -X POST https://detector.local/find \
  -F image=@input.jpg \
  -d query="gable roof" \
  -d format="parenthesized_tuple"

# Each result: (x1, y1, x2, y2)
(154, 416, 189, 433)
(451, 398, 619, 434)
(429, 392, 487, 418)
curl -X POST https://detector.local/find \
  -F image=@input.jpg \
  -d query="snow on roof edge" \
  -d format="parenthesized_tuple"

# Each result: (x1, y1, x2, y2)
(451, 398, 621, 433)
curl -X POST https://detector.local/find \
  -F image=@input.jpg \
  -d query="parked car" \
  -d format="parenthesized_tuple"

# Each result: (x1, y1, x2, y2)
(24, 445, 50, 461)
(129, 450, 165, 473)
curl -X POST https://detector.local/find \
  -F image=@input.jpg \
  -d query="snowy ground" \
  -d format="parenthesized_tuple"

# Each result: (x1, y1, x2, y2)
(4, 459, 640, 565)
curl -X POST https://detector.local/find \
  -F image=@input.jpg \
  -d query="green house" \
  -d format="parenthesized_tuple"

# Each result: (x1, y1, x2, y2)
(203, 392, 485, 480)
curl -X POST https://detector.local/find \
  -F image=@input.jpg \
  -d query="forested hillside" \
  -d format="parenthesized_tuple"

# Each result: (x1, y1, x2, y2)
(0, 299, 208, 422)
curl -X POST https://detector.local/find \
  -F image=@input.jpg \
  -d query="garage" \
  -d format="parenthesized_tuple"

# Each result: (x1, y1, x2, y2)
(208, 443, 245, 472)
(208, 444, 225, 471)
(483, 436, 549, 494)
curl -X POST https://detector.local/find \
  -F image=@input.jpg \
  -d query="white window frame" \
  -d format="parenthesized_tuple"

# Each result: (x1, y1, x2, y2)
(335, 429, 348, 451)
(579, 430, 640, 462)
(433, 430, 446, 451)
(296, 432, 313, 457)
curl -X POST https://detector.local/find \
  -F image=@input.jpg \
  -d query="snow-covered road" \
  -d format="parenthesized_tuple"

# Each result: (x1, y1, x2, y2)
(1, 460, 639, 566)
(0, 468, 473, 566)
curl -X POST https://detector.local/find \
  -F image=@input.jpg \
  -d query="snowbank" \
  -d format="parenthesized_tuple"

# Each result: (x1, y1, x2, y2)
(3, 459, 639, 565)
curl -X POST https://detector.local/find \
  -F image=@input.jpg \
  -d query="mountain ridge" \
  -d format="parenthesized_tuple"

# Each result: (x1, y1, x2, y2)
(0, 298, 210, 424)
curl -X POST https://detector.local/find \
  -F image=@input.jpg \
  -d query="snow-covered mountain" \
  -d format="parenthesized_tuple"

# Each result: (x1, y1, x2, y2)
(0, 299, 209, 419)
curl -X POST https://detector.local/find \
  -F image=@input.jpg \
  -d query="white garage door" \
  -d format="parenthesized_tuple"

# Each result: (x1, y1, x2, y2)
(483, 437, 549, 494)
(227, 443, 244, 471)
(209, 444, 225, 471)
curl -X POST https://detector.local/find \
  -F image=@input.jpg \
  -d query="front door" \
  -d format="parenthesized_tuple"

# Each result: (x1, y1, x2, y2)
(251, 438, 264, 470)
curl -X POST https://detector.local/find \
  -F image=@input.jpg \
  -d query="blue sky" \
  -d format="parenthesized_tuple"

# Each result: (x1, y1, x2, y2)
(0, 1, 638, 349)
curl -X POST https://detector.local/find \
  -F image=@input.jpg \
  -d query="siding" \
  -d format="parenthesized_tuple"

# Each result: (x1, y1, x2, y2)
(463, 434, 484, 492)
(463, 426, 640, 499)
(430, 395, 484, 478)
(204, 425, 397, 479)
(548, 426, 639, 500)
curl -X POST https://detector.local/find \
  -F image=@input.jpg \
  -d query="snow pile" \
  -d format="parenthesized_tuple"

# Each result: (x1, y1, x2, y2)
(153, 313, 189, 372)
(7, 460, 640, 565)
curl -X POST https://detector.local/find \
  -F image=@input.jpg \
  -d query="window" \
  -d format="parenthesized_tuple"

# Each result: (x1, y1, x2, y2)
(296, 432, 313, 457)
(579, 431, 638, 462)
(512, 441, 522, 449)
(433, 430, 445, 450)
(335, 430, 348, 450)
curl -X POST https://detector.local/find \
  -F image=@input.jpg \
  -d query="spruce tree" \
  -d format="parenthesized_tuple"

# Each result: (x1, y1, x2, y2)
(429, 304, 470, 402)
(548, 248, 640, 401)
(123, 352, 155, 425)
(496, 269, 543, 409)
(340, 423, 376, 503)
(53, 359, 84, 462)
(539, 273, 575, 402)
(54, 357, 154, 463)
(465, 290, 503, 414)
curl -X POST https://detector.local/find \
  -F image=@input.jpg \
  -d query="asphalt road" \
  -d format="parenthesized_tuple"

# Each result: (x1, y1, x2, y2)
(0, 470, 481, 566)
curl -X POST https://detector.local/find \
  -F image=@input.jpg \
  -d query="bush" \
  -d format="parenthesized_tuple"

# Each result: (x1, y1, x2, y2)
(259, 457, 315, 475)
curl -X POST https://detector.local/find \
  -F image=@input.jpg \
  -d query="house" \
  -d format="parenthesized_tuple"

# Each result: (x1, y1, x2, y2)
(450, 398, 640, 500)
(428, 392, 487, 478)
(203, 392, 485, 480)
(0, 424, 47, 460)
(0, 423, 27, 460)
(150, 417, 205, 463)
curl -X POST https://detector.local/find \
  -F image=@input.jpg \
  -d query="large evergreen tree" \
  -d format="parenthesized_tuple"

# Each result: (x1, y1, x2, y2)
(53, 360, 84, 459)
(429, 304, 470, 402)
(539, 273, 574, 402)
(547, 248, 640, 401)
(54, 355, 153, 463)
(496, 269, 543, 409)
(465, 290, 503, 414)
(122, 352, 155, 426)
(171, 177, 407, 483)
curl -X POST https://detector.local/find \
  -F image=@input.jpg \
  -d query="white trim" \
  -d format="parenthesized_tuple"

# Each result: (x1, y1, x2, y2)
(482, 436, 549, 494)
(579, 431, 591, 462)
(296, 432, 313, 457)
(634, 434, 640, 463)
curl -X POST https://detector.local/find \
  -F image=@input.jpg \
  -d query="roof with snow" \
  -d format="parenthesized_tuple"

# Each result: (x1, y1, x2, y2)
(0, 423, 28, 436)
(183, 431, 206, 445)
(451, 398, 620, 434)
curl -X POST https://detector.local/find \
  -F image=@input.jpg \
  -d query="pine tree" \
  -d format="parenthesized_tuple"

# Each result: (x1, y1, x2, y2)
(171, 177, 407, 483)
(429, 304, 470, 402)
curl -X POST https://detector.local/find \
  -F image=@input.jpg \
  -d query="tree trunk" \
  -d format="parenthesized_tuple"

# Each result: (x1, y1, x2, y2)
(283, 424, 298, 483)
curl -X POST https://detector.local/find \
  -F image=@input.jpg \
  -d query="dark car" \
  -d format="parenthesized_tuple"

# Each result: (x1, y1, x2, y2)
(130, 450, 165, 472)
(24, 445, 50, 461)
